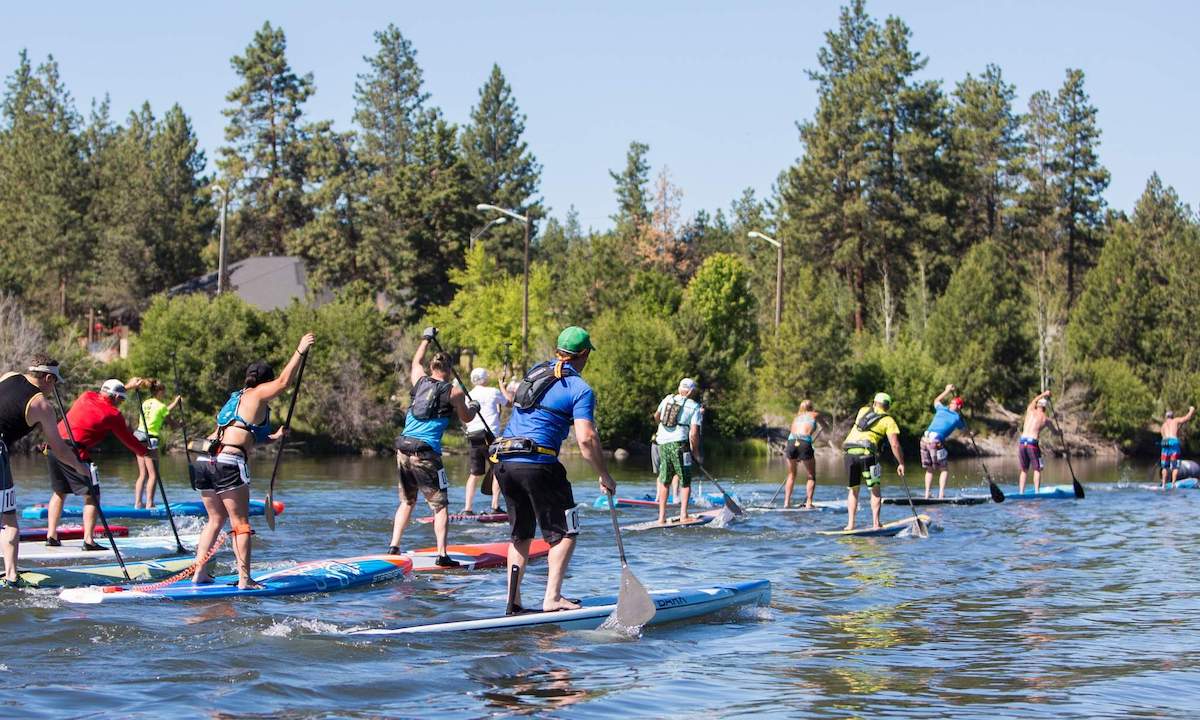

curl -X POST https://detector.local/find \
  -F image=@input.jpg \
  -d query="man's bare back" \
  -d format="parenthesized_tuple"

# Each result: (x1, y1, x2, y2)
(1161, 407, 1195, 439)
(1022, 390, 1052, 439)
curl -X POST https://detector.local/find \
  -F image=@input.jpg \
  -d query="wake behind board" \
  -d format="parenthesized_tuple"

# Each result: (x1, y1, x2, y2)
(60, 554, 414, 604)
(406, 540, 550, 572)
(620, 507, 734, 532)
(1004, 485, 1078, 501)
(1138, 478, 1200, 490)
(348, 579, 771, 635)
(20, 524, 129, 541)
(21, 500, 284, 520)
(11, 533, 204, 564)
(817, 514, 932, 537)
(417, 512, 508, 525)
(882, 495, 991, 506)
(19, 554, 211, 588)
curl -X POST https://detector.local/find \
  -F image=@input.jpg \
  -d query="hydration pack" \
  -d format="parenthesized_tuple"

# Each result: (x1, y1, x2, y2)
(410, 375, 453, 421)
(513, 361, 578, 418)
(660, 395, 688, 429)
(856, 409, 889, 432)
(216, 390, 245, 428)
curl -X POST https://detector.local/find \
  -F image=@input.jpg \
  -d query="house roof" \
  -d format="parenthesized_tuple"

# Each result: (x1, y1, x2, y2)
(168, 256, 319, 311)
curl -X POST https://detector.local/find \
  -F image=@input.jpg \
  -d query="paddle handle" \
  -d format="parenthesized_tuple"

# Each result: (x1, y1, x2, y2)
(605, 492, 630, 567)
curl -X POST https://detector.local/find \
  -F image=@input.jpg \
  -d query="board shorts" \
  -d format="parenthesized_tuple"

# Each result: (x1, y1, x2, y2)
(1018, 437, 1043, 472)
(657, 440, 693, 488)
(919, 434, 948, 470)
(0, 440, 14, 515)
(396, 445, 449, 510)
(844, 451, 881, 488)
(785, 436, 814, 462)
(1161, 438, 1182, 470)
(191, 453, 250, 495)
(49, 453, 95, 497)
(496, 460, 578, 546)
(467, 430, 494, 477)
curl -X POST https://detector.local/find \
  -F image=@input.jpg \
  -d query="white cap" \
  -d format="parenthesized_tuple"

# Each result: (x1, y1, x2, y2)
(100, 379, 127, 399)
(470, 367, 489, 385)
(678, 377, 697, 391)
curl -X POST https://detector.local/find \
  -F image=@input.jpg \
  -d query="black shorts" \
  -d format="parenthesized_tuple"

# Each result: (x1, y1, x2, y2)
(844, 452, 880, 488)
(191, 454, 250, 495)
(496, 461, 578, 546)
(467, 430, 494, 477)
(0, 441, 14, 514)
(49, 453, 94, 497)
(785, 438, 814, 461)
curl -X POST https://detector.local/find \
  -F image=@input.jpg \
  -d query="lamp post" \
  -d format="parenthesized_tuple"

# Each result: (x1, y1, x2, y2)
(470, 216, 508, 250)
(212, 184, 230, 294)
(477, 203, 531, 369)
(748, 231, 783, 330)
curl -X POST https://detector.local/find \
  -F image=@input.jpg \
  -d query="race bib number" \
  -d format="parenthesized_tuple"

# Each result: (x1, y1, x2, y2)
(682, 451, 693, 467)
(0, 488, 14, 513)
(869, 464, 882, 479)
(147, 438, 160, 451)
(437, 468, 449, 491)
(88, 463, 101, 488)
(936, 448, 948, 462)
(564, 506, 580, 534)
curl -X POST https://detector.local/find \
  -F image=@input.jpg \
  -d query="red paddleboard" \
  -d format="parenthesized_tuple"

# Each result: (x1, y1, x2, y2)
(406, 540, 551, 572)
(20, 525, 129, 542)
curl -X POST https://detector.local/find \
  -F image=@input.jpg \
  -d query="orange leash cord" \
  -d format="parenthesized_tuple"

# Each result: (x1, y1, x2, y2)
(103, 532, 229, 594)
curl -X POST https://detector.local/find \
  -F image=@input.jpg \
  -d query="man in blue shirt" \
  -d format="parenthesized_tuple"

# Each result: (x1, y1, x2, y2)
(494, 326, 616, 613)
(388, 327, 479, 567)
(921, 384, 969, 498)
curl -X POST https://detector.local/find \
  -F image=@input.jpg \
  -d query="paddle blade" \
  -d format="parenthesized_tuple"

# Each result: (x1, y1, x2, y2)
(58, 588, 106, 604)
(722, 491, 744, 516)
(1072, 479, 1086, 499)
(988, 481, 1005, 503)
(264, 493, 276, 531)
(612, 566, 656, 629)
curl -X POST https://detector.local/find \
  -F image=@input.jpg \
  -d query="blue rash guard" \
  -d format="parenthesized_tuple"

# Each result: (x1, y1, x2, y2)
(401, 411, 451, 455)
(501, 369, 596, 464)
(925, 402, 967, 440)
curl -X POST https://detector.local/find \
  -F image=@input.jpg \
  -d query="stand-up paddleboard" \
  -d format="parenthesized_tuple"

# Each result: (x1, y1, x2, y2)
(19, 555, 212, 588)
(59, 555, 414, 604)
(20, 525, 129, 541)
(1139, 478, 1200, 490)
(1004, 485, 1078, 501)
(348, 579, 771, 635)
(882, 495, 990, 506)
(417, 511, 508, 525)
(749, 501, 843, 512)
(591, 493, 729, 510)
(817, 514, 933, 537)
(620, 507, 735, 532)
(21, 500, 284, 520)
(11, 534, 203, 564)
(406, 540, 550, 572)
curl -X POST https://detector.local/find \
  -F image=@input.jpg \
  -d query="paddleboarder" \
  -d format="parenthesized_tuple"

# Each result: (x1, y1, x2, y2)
(189, 332, 315, 589)
(841, 392, 904, 530)
(920, 385, 969, 499)
(44, 379, 149, 550)
(1018, 390, 1053, 494)
(783, 400, 818, 509)
(1160, 406, 1195, 488)
(461, 366, 513, 515)
(126, 377, 182, 509)
(0, 357, 91, 588)
(493, 326, 616, 612)
(652, 378, 703, 525)
(388, 328, 480, 567)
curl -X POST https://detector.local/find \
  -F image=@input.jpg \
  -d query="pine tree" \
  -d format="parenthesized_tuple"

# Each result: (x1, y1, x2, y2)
(217, 22, 314, 258)
(287, 121, 365, 290)
(950, 64, 1021, 250)
(1054, 68, 1109, 309)
(609, 140, 651, 232)
(461, 64, 542, 275)
(354, 24, 428, 176)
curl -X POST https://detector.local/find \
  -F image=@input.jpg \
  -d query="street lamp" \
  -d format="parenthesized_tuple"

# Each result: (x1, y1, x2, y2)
(477, 203, 531, 369)
(470, 216, 508, 249)
(748, 231, 783, 330)
(212, 184, 230, 294)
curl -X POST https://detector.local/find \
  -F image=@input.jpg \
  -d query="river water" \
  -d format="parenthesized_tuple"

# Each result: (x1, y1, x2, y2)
(1, 450, 1196, 718)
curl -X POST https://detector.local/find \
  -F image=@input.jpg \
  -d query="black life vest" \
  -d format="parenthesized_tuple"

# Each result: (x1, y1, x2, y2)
(660, 395, 688, 429)
(513, 361, 578, 419)
(410, 375, 453, 421)
(856, 409, 890, 432)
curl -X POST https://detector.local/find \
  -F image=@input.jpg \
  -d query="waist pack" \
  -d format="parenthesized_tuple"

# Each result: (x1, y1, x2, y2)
(395, 436, 435, 455)
(489, 436, 558, 460)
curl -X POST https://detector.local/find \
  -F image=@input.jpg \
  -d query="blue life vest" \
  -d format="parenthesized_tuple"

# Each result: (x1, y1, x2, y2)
(216, 390, 271, 443)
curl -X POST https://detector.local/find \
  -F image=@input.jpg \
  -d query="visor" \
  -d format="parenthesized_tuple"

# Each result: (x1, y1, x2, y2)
(28, 364, 63, 382)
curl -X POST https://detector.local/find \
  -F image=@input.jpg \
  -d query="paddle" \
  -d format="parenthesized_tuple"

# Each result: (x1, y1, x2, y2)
(265, 350, 309, 531)
(695, 465, 744, 515)
(894, 466, 930, 539)
(428, 332, 496, 438)
(51, 385, 131, 582)
(964, 415, 1005, 503)
(133, 388, 186, 553)
(505, 564, 521, 615)
(1046, 399, 1086, 499)
(604, 491, 656, 627)
(765, 423, 823, 508)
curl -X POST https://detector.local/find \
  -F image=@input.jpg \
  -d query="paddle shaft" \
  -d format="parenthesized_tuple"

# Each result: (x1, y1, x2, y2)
(605, 492, 631, 567)
(893, 465, 929, 538)
(696, 465, 743, 515)
(964, 413, 1005, 502)
(133, 389, 185, 553)
(169, 352, 193, 465)
(266, 351, 309, 522)
(428, 334, 495, 438)
(1046, 399, 1085, 499)
(51, 386, 131, 581)
(768, 423, 822, 507)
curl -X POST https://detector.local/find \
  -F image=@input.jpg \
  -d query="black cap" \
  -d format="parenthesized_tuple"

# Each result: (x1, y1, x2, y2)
(245, 360, 275, 387)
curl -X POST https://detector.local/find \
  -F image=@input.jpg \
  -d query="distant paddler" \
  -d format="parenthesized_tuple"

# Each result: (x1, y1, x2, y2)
(652, 377, 703, 525)
(0, 357, 90, 588)
(189, 332, 314, 589)
(388, 327, 479, 567)
(920, 385, 968, 499)
(841, 392, 904, 530)
(783, 400, 818, 509)
(45, 379, 148, 550)
(461, 366, 513, 515)
(1160, 406, 1195, 489)
(1017, 390, 1053, 494)
(493, 326, 614, 612)
(126, 377, 182, 509)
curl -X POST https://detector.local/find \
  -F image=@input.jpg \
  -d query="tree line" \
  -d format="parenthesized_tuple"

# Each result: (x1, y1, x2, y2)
(0, 2, 1194, 451)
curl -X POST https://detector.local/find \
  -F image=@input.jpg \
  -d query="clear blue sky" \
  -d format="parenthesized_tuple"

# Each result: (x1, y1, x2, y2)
(4, 1, 1197, 232)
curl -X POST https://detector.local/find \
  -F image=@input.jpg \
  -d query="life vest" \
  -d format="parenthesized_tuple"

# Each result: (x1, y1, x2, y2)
(410, 375, 453, 421)
(216, 390, 271, 443)
(513, 360, 578, 420)
(843, 406, 892, 453)
(660, 395, 689, 429)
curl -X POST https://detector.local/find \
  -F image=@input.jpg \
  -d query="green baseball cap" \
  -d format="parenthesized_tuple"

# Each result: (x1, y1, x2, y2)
(556, 326, 595, 353)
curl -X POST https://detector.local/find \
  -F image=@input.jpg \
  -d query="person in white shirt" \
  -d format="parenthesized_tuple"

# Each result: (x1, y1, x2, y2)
(653, 377, 703, 525)
(462, 367, 513, 514)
